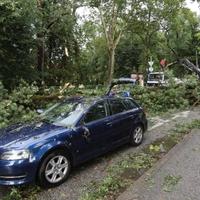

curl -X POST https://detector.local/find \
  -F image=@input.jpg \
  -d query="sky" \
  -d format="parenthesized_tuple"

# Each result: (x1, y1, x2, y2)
(77, 0, 200, 20)
(186, 0, 200, 15)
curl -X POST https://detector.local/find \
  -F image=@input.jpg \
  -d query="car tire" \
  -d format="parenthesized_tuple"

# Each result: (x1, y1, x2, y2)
(37, 150, 71, 188)
(130, 125, 144, 146)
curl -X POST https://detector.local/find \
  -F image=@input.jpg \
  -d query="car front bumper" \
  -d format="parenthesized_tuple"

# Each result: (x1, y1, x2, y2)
(0, 159, 38, 186)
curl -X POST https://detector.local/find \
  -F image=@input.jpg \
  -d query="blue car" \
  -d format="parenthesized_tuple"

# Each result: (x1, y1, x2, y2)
(0, 79, 147, 188)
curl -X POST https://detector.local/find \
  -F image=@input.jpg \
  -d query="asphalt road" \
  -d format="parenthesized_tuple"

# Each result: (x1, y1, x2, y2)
(117, 129, 200, 200)
(0, 108, 200, 200)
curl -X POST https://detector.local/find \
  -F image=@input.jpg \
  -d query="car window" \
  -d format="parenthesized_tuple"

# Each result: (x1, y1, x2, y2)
(41, 102, 85, 127)
(109, 99, 127, 115)
(123, 99, 138, 110)
(84, 101, 107, 124)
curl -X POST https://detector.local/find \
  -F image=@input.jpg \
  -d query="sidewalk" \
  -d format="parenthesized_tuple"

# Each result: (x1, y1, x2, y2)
(117, 129, 200, 200)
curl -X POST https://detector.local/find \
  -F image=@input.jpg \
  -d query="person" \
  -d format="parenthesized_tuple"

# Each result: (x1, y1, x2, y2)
(160, 59, 167, 70)
(138, 74, 144, 87)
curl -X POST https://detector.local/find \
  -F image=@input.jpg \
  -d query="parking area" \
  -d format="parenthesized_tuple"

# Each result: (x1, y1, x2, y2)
(0, 108, 200, 200)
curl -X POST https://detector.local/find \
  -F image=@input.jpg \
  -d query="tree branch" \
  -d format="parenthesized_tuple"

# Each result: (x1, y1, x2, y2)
(99, 6, 110, 48)
(114, 29, 123, 49)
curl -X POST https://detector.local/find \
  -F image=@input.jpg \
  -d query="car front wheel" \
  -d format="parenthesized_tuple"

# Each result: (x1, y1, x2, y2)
(37, 150, 71, 188)
(130, 125, 144, 146)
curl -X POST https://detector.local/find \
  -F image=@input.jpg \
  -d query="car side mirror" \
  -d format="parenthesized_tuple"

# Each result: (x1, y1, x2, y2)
(81, 126, 91, 141)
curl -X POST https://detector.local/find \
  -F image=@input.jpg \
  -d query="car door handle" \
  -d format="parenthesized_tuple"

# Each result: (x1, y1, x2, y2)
(106, 122, 113, 126)
(130, 115, 136, 119)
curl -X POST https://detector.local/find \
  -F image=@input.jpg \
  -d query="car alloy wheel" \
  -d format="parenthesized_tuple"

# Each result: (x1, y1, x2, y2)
(130, 125, 144, 146)
(38, 150, 71, 188)
(45, 155, 69, 184)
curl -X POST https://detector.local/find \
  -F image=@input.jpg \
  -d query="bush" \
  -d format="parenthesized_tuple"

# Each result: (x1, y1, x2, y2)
(184, 75, 199, 89)
(0, 75, 199, 129)
(184, 75, 200, 105)
(130, 74, 200, 114)
(131, 85, 189, 114)
(0, 81, 38, 129)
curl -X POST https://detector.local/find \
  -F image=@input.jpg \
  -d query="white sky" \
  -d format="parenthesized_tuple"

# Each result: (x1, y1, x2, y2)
(186, 0, 200, 15)
(77, 0, 200, 19)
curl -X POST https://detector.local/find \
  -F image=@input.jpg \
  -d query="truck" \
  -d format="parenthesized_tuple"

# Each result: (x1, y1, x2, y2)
(147, 72, 166, 86)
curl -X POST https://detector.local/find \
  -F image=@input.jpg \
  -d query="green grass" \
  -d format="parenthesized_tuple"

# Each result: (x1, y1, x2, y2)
(3, 185, 40, 200)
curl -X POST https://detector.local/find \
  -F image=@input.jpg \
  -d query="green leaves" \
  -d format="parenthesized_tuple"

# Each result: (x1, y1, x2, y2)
(130, 80, 196, 115)
(0, 81, 38, 129)
(0, 0, 37, 89)
(0, 0, 200, 88)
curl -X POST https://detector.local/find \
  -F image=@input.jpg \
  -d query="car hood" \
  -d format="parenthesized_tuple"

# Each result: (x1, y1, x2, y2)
(0, 122, 68, 149)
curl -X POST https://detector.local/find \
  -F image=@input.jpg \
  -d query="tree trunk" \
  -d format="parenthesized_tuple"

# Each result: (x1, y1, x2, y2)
(98, 2, 123, 86)
(179, 58, 200, 78)
(37, 37, 44, 72)
(36, 0, 45, 85)
(37, 35, 45, 84)
(108, 48, 115, 85)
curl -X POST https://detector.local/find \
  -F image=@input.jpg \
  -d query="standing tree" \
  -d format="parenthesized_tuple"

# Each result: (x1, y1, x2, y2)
(126, 0, 184, 69)
(88, 0, 132, 84)
(35, 0, 80, 85)
(0, 0, 37, 89)
(161, 8, 200, 77)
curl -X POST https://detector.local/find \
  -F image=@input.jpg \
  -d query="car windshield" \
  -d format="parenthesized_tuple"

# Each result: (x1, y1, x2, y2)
(148, 74, 164, 81)
(41, 101, 85, 127)
(110, 84, 134, 96)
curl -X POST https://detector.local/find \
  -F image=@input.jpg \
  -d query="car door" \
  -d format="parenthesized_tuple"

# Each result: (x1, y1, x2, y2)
(121, 98, 141, 131)
(107, 98, 136, 145)
(72, 100, 113, 163)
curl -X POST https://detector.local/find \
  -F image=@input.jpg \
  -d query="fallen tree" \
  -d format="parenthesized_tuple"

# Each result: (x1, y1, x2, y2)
(179, 58, 200, 79)
(166, 58, 200, 79)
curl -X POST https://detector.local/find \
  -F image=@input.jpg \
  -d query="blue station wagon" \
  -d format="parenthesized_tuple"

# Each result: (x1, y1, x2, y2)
(0, 79, 147, 187)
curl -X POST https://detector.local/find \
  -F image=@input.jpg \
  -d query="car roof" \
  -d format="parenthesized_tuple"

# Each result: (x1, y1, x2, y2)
(61, 95, 140, 113)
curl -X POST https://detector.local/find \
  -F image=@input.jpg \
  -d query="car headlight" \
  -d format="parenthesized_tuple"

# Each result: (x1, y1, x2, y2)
(0, 150, 30, 160)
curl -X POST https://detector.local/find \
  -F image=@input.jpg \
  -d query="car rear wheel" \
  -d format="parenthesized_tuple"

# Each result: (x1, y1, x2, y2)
(130, 125, 144, 146)
(37, 150, 71, 188)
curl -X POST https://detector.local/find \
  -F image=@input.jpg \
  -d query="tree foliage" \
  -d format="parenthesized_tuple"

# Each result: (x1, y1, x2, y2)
(0, 0, 199, 88)
(0, 0, 37, 88)
(0, 80, 38, 128)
